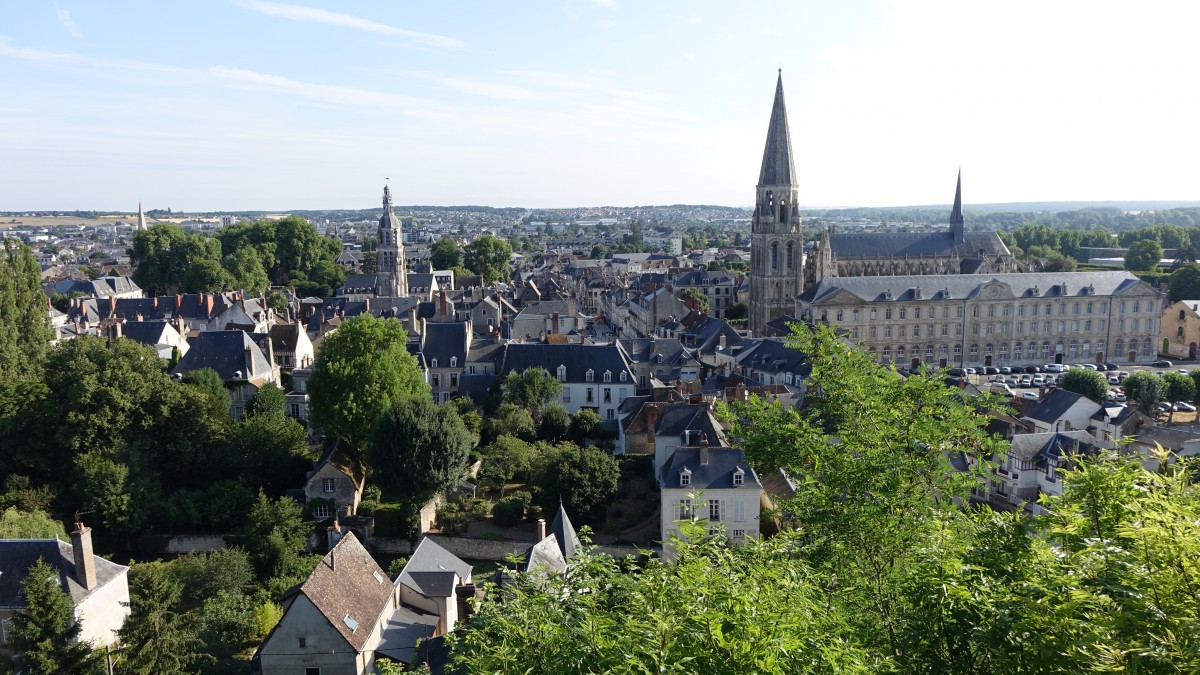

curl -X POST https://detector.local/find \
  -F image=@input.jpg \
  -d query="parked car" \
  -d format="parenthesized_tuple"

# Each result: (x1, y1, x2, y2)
(1179, 369, 1190, 376)
(1115, 393, 1127, 402)
(1177, 402, 1197, 412)
(999, 366, 1012, 375)
(1019, 375, 1033, 386)
(948, 367, 965, 377)
(965, 368, 977, 375)
(984, 367, 1000, 375)
(1022, 391, 1039, 400)
(1153, 360, 1173, 368)
(1108, 376, 1120, 385)
(1007, 377, 1020, 387)
(1118, 371, 1130, 381)
(1105, 362, 1119, 371)
(1032, 375, 1046, 386)
(1156, 402, 1176, 413)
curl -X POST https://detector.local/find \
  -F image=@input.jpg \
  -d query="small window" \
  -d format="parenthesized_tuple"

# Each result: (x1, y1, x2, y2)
(557, 365, 567, 381)
(680, 470, 691, 486)
(449, 356, 457, 368)
(620, 371, 627, 382)
(313, 504, 330, 519)
(733, 469, 744, 486)
(306, 668, 321, 675)
(343, 614, 358, 633)
(709, 499, 721, 522)
(431, 358, 438, 368)
(732, 529, 746, 539)
(373, 571, 385, 584)
(585, 369, 594, 382)
(603, 370, 612, 383)
(298, 637, 307, 649)
(323, 478, 335, 493)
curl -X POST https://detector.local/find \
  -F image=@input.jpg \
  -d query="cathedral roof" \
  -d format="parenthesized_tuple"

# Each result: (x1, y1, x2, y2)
(826, 230, 1009, 259)
(758, 72, 795, 187)
(799, 270, 1153, 305)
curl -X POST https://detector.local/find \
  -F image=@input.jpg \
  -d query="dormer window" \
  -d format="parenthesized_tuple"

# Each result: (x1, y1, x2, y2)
(680, 469, 691, 487)
(603, 370, 612, 383)
(585, 369, 594, 382)
(430, 358, 438, 368)
(620, 371, 627, 382)
(733, 468, 745, 486)
(557, 365, 567, 382)
(449, 357, 457, 368)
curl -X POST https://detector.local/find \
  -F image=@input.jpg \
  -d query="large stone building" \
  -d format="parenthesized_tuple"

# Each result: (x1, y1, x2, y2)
(748, 72, 805, 335)
(376, 185, 408, 297)
(804, 172, 1016, 285)
(796, 271, 1163, 368)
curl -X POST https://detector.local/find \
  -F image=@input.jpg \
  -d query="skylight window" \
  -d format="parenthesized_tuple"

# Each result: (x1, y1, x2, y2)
(343, 614, 358, 632)
(373, 571, 385, 584)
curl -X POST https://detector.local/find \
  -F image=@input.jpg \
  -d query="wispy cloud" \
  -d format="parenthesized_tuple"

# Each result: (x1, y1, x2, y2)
(55, 6, 83, 38)
(208, 66, 440, 116)
(0, 36, 79, 62)
(232, 0, 462, 48)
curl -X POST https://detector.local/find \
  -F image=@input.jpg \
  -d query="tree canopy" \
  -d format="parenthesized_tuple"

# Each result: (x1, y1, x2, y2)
(0, 238, 54, 380)
(3, 558, 102, 674)
(307, 313, 428, 451)
(1125, 239, 1164, 271)
(463, 235, 513, 284)
(430, 237, 462, 271)
(1059, 367, 1109, 403)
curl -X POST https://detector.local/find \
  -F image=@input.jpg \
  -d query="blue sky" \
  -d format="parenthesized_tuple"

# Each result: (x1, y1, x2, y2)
(2, 1, 1198, 211)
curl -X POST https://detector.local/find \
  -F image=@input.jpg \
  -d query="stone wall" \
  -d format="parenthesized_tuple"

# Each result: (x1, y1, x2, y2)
(165, 534, 228, 554)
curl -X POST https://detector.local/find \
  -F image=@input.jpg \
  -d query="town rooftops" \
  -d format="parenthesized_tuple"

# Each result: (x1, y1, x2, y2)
(501, 343, 634, 383)
(1024, 388, 1096, 424)
(171, 329, 273, 381)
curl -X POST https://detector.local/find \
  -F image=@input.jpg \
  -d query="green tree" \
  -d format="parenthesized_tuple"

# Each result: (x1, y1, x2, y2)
(535, 443, 619, 526)
(463, 234, 513, 284)
(221, 246, 270, 296)
(368, 396, 473, 537)
(0, 238, 54, 380)
(0, 506, 65, 539)
(538, 403, 570, 442)
(1161, 371, 1196, 404)
(567, 409, 602, 445)
(680, 288, 710, 313)
(430, 237, 462, 271)
(1059, 367, 1109, 403)
(500, 367, 563, 423)
(477, 436, 539, 497)
(182, 367, 232, 412)
(482, 402, 536, 444)
(227, 412, 310, 495)
(307, 314, 428, 451)
(129, 223, 230, 295)
(4, 559, 102, 674)
(241, 490, 311, 581)
(244, 382, 286, 418)
(270, 216, 342, 286)
(117, 565, 207, 675)
(1168, 263, 1200, 301)
(1122, 370, 1166, 415)
(1125, 239, 1164, 272)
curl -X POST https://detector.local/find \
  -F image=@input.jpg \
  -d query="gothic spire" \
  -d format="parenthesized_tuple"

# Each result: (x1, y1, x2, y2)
(136, 202, 146, 231)
(949, 168, 964, 243)
(758, 70, 795, 187)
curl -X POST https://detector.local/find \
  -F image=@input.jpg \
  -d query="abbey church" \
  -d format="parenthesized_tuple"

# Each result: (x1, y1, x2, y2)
(747, 73, 1016, 335)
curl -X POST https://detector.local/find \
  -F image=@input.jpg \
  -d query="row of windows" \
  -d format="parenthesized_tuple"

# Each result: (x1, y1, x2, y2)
(830, 299, 1157, 323)
(673, 498, 750, 522)
(555, 366, 627, 383)
(869, 337, 1154, 361)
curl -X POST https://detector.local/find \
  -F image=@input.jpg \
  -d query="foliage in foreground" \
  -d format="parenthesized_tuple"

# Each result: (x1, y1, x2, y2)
(446, 325, 1200, 674)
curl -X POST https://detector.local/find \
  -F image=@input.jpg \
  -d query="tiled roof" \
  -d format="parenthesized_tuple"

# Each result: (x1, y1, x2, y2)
(290, 532, 393, 652)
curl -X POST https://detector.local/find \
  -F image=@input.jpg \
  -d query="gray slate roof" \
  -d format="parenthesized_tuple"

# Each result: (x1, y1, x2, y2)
(398, 538, 472, 598)
(422, 321, 469, 367)
(0, 539, 128, 608)
(501, 343, 634, 383)
(758, 72, 795, 186)
(171, 329, 273, 381)
(661, 447, 762, 491)
(826, 230, 1008, 260)
(1024, 388, 1097, 424)
(119, 320, 174, 347)
(800, 271, 1153, 305)
(548, 503, 581, 561)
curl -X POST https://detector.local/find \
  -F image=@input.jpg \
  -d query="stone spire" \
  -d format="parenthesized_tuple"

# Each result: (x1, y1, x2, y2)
(377, 184, 407, 297)
(949, 169, 964, 244)
(757, 70, 795, 188)
(137, 202, 147, 231)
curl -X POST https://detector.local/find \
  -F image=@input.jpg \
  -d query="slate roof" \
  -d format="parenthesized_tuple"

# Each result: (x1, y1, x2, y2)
(523, 535, 568, 574)
(422, 321, 469, 367)
(1008, 430, 1103, 465)
(758, 72, 795, 186)
(408, 273, 437, 290)
(341, 274, 378, 292)
(661, 447, 762, 491)
(674, 268, 734, 286)
(268, 322, 304, 353)
(654, 404, 723, 441)
(281, 532, 393, 652)
(405, 571, 459, 598)
(1024, 388, 1097, 424)
(547, 502, 581, 561)
(825, 230, 1009, 260)
(0, 538, 128, 608)
(171, 329, 273, 381)
(500, 343, 635, 383)
(799, 271, 1154, 305)
(119, 320, 175, 347)
(398, 538, 472, 598)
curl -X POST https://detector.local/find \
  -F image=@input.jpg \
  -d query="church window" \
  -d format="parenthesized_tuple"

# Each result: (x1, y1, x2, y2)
(786, 242, 794, 268)
(771, 243, 779, 270)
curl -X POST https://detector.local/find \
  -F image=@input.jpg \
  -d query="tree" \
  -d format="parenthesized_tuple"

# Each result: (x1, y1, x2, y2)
(367, 396, 472, 536)
(538, 403, 570, 442)
(1059, 368, 1109, 403)
(117, 565, 207, 675)
(680, 288, 710, 313)
(482, 402, 536, 444)
(535, 443, 619, 526)
(1125, 239, 1163, 272)
(477, 436, 539, 496)
(270, 216, 341, 286)
(1161, 371, 1196, 404)
(500, 367, 563, 423)
(244, 382, 286, 418)
(0, 506, 65, 539)
(725, 302, 748, 321)
(241, 491, 310, 581)
(4, 559, 102, 674)
(1169, 263, 1200, 302)
(463, 235, 513, 284)
(1122, 371, 1166, 415)
(129, 224, 230, 295)
(567, 409, 602, 445)
(430, 237, 462, 271)
(182, 367, 232, 412)
(221, 246, 269, 297)
(0, 238, 54, 380)
(307, 314, 428, 451)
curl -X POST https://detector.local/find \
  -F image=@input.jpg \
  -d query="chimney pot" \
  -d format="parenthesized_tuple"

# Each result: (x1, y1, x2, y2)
(537, 518, 547, 540)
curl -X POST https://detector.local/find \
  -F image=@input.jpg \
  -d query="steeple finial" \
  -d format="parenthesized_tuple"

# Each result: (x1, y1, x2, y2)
(758, 72, 795, 187)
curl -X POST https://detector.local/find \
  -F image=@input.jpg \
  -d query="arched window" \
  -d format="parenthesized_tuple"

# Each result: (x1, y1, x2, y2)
(1082, 340, 1091, 356)
(557, 365, 567, 382)
(925, 345, 934, 359)
(1115, 338, 1125, 355)
(603, 370, 612, 383)
(1042, 341, 1051, 358)
(1068, 340, 1078, 358)
(771, 243, 779, 270)
(786, 242, 794, 269)
(984, 343, 994, 356)
(449, 357, 457, 368)
(430, 358, 438, 368)
(953, 345, 963, 358)
(620, 371, 627, 382)
(882, 345, 892, 359)
(896, 346, 906, 360)
(585, 369, 594, 382)
(969, 344, 979, 359)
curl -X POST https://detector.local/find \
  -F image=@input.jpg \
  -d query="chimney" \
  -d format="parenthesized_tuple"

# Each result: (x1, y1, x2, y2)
(175, 293, 183, 313)
(552, 312, 559, 334)
(205, 293, 214, 318)
(439, 291, 448, 317)
(108, 295, 116, 315)
(153, 295, 159, 310)
(645, 405, 660, 455)
(245, 346, 254, 378)
(363, 297, 371, 313)
(266, 336, 275, 372)
(327, 516, 343, 554)
(537, 518, 547, 540)
(70, 520, 97, 590)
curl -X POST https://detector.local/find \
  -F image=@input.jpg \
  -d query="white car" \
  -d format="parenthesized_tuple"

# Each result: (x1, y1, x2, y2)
(1177, 402, 1197, 412)
(1022, 391, 1039, 400)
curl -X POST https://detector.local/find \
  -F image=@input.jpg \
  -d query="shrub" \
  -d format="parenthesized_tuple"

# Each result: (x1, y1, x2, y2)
(463, 498, 491, 520)
(436, 504, 469, 536)
(491, 496, 528, 527)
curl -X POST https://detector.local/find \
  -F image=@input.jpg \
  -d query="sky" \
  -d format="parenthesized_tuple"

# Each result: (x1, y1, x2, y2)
(2, 0, 1199, 211)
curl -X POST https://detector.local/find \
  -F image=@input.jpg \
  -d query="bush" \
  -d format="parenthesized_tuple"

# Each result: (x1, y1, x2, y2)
(359, 485, 382, 515)
(435, 504, 469, 536)
(463, 498, 491, 520)
(491, 495, 529, 527)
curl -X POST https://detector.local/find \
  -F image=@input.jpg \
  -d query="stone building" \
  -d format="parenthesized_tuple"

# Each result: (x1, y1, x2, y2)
(748, 72, 805, 336)
(376, 185, 408, 297)
(804, 172, 1016, 285)
(1160, 299, 1200, 360)
(796, 271, 1163, 368)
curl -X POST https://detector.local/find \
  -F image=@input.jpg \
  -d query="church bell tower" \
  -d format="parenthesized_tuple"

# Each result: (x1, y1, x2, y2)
(748, 72, 804, 335)
(376, 185, 408, 297)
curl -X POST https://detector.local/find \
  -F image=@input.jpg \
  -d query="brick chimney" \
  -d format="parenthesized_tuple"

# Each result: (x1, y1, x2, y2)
(439, 291, 448, 317)
(70, 520, 97, 590)
(175, 293, 183, 313)
(645, 404, 660, 455)
(537, 518, 547, 540)
(698, 432, 710, 466)
(108, 295, 116, 315)
(265, 336, 275, 373)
